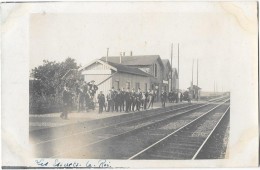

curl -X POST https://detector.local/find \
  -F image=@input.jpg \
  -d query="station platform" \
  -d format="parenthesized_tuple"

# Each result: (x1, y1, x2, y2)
(29, 101, 198, 132)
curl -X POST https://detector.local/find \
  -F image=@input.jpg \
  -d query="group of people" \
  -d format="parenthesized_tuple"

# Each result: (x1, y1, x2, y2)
(97, 87, 157, 114)
(60, 80, 98, 119)
(60, 79, 191, 118)
(96, 87, 190, 114)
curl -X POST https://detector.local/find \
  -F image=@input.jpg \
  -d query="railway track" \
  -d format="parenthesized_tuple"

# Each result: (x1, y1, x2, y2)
(46, 96, 229, 159)
(129, 100, 230, 160)
(31, 101, 201, 143)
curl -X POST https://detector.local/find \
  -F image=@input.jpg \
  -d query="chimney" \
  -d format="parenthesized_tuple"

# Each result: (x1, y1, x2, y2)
(130, 51, 133, 56)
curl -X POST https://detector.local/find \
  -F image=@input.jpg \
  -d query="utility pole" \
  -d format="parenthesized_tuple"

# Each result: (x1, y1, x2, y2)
(196, 59, 199, 101)
(106, 48, 109, 62)
(170, 43, 173, 91)
(192, 59, 194, 85)
(197, 59, 198, 87)
(178, 43, 180, 92)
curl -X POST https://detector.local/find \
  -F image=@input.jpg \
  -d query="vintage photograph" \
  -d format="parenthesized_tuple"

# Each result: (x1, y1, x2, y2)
(29, 6, 232, 160)
(1, 1, 258, 168)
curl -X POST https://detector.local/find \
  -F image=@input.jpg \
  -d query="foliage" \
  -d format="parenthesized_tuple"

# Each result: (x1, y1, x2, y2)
(30, 57, 80, 114)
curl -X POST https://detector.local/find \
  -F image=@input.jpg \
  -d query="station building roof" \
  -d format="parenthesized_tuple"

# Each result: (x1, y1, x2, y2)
(79, 59, 151, 77)
(100, 55, 163, 67)
(107, 61, 152, 77)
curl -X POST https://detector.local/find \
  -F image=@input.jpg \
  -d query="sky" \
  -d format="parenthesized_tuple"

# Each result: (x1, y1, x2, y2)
(29, 1, 257, 92)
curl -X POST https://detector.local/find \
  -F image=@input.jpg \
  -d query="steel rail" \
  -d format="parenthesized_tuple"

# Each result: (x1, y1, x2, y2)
(127, 98, 230, 160)
(191, 106, 230, 159)
(50, 97, 228, 158)
(34, 96, 226, 145)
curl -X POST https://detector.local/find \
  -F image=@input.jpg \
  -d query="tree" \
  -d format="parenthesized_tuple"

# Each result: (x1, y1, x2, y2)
(30, 57, 80, 96)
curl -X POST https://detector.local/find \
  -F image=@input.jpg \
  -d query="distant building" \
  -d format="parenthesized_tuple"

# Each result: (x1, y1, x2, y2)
(79, 55, 177, 100)
(187, 84, 201, 100)
(78, 59, 151, 97)
(161, 59, 179, 92)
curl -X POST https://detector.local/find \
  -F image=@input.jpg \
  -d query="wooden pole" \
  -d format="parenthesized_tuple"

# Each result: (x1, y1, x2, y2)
(170, 43, 173, 91)
(106, 48, 109, 62)
(192, 59, 194, 85)
(197, 59, 198, 87)
(178, 43, 179, 91)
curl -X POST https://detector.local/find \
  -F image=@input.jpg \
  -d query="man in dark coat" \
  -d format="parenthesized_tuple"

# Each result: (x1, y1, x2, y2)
(114, 90, 120, 112)
(136, 88, 142, 111)
(125, 88, 131, 112)
(131, 88, 136, 112)
(120, 88, 125, 112)
(97, 91, 105, 113)
(161, 90, 167, 108)
(60, 86, 72, 119)
(180, 91, 183, 102)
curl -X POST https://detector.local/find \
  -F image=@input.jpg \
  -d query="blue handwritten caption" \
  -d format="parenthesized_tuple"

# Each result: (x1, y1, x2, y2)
(35, 159, 112, 168)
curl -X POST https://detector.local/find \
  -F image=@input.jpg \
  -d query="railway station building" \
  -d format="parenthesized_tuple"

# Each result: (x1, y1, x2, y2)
(162, 59, 179, 92)
(188, 84, 201, 100)
(78, 55, 177, 99)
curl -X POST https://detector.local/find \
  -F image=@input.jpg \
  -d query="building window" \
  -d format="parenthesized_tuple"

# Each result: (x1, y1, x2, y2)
(154, 64, 158, 77)
(114, 81, 120, 90)
(126, 82, 130, 89)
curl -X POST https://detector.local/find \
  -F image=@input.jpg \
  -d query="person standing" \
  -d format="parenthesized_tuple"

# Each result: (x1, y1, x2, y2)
(180, 91, 183, 102)
(144, 91, 148, 110)
(131, 88, 136, 112)
(120, 88, 125, 112)
(147, 89, 153, 109)
(161, 90, 167, 108)
(136, 88, 142, 111)
(106, 90, 113, 112)
(97, 91, 105, 113)
(114, 89, 119, 112)
(60, 86, 72, 119)
(111, 87, 116, 111)
(125, 88, 131, 112)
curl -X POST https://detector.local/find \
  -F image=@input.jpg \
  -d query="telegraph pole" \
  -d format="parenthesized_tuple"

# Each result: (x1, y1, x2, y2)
(196, 59, 199, 101)
(170, 43, 173, 91)
(197, 59, 198, 87)
(192, 59, 194, 85)
(178, 43, 180, 92)
(106, 48, 109, 62)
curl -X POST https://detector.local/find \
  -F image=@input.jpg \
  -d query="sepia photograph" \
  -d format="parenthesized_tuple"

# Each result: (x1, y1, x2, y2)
(1, 1, 258, 168)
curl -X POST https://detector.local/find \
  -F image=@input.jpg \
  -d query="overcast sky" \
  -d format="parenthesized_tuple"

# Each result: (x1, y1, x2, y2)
(29, 2, 257, 92)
